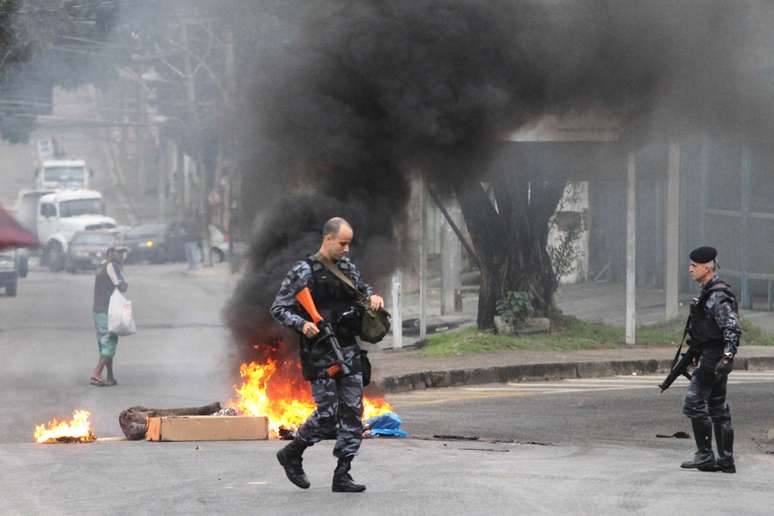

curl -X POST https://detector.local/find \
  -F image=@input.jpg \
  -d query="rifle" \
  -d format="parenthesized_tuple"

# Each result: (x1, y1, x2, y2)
(659, 297, 700, 392)
(658, 342, 701, 392)
(295, 287, 350, 376)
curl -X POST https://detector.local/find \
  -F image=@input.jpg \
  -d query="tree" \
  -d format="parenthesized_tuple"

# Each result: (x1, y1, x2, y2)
(233, 0, 763, 334)
(451, 165, 568, 328)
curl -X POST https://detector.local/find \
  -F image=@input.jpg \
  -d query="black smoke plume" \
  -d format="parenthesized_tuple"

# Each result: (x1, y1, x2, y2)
(227, 0, 771, 356)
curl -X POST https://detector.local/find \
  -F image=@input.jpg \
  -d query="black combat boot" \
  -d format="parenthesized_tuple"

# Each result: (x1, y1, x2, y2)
(700, 422, 736, 473)
(331, 456, 366, 493)
(681, 419, 716, 469)
(276, 439, 310, 489)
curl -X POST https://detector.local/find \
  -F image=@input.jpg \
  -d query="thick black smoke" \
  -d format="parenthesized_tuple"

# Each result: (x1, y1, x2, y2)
(227, 0, 770, 355)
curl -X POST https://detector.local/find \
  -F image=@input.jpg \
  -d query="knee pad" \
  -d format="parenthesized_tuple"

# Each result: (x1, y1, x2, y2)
(709, 401, 731, 422)
(683, 394, 708, 419)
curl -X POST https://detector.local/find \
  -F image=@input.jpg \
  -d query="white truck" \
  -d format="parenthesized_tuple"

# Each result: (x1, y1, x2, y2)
(36, 190, 117, 272)
(34, 159, 92, 191)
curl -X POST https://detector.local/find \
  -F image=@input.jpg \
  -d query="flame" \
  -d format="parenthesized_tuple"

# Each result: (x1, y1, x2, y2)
(364, 396, 393, 420)
(229, 360, 316, 435)
(228, 359, 395, 437)
(34, 410, 97, 444)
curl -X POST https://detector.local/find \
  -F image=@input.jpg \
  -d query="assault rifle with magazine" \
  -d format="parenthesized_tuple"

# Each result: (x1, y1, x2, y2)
(659, 296, 701, 392)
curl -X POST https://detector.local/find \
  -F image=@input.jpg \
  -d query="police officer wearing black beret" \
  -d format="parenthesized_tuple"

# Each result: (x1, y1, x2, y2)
(681, 246, 741, 473)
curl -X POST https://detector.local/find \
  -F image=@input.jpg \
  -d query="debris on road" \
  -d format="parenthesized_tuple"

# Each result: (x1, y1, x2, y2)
(118, 402, 223, 440)
(433, 434, 480, 441)
(364, 412, 408, 438)
(656, 431, 690, 439)
(146, 415, 269, 441)
(458, 448, 510, 453)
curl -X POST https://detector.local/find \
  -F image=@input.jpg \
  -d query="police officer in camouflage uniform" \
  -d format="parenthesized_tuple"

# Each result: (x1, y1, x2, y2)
(270, 217, 384, 493)
(681, 246, 741, 473)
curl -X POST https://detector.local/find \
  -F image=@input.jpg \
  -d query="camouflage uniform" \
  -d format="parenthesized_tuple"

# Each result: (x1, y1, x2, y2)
(682, 276, 741, 471)
(271, 255, 373, 458)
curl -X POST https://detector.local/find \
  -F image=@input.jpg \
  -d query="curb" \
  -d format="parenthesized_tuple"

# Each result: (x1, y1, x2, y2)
(376, 355, 774, 393)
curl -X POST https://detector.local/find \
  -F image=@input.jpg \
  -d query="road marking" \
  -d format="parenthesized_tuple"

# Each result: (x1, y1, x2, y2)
(389, 371, 774, 405)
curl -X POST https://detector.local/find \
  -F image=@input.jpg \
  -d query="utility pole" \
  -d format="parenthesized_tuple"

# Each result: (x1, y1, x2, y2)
(180, 21, 212, 266)
(223, 28, 238, 270)
(665, 143, 680, 320)
(136, 79, 149, 202)
(625, 152, 637, 345)
(418, 178, 427, 340)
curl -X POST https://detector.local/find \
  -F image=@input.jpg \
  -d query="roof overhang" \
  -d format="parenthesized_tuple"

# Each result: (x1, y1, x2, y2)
(502, 112, 623, 143)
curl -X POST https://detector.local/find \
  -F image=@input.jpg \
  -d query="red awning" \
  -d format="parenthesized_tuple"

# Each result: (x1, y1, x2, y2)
(0, 205, 39, 250)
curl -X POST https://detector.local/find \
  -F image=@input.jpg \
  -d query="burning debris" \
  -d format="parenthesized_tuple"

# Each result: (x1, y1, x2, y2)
(227, 359, 316, 435)
(111, 357, 400, 442)
(227, 357, 397, 438)
(34, 410, 96, 444)
(213, 407, 239, 417)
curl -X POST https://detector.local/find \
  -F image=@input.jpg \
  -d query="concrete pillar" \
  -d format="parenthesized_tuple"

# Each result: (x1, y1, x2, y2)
(418, 180, 427, 340)
(440, 202, 463, 314)
(665, 143, 680, 320)
(740, 144, 752, 309)
(391, 271, 403, 350)
(183, 154, 192, 211)
(626, 152, 637, 345)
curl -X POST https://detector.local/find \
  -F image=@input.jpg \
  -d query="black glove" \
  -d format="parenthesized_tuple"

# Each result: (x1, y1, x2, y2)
(715, 356, 734, 377)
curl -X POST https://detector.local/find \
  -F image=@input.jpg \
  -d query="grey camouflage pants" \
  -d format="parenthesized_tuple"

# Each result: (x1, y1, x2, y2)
(683, 364, 731, 423)
(296, 372, 364, 458)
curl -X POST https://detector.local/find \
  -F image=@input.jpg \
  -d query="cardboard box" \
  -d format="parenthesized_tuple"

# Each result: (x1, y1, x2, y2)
(146, 415, 269, 441)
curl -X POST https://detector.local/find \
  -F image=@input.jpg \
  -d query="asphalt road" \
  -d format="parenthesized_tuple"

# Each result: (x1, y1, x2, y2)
(1, 438, 773, 515)
(390, 373, 774, 450)
(0, 264, 239, 443)
(2, 266, 773, 514)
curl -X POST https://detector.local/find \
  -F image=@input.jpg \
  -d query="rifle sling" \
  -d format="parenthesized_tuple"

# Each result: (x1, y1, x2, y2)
(671, 318, 691, 370)
(312, 252, 368, 303)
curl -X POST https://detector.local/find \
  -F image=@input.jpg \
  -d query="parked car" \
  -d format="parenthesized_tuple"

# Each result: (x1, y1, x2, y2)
(209, 225, 247, 264)
(0, 250, 20, 296)
(124, 222, 234, 264)
(124, 223, 185, 264)
(64, 230, 121, 273)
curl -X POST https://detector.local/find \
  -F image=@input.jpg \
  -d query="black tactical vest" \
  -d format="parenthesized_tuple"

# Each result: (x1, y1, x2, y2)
(297, 257, 362, 380)
(689, 281, 736, 347)
(305, 257, 359, 324)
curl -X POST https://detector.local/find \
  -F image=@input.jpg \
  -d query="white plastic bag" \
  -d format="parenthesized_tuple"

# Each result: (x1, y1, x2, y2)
(108, 290, 136, 336)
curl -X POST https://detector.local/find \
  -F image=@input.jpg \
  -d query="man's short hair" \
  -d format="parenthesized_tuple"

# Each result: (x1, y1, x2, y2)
(322, 217, 352, 237)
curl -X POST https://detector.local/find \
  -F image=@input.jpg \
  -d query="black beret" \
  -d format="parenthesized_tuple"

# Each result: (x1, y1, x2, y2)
(689, 246, 717, 264)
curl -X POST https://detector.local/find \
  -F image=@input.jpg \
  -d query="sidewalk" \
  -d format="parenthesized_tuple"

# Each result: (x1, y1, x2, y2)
(370, 281, 774, 392)
(370, 344, 774, 392)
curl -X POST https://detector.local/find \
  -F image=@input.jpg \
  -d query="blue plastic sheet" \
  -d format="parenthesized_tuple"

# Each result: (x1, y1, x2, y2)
(365, 412, 408, 438)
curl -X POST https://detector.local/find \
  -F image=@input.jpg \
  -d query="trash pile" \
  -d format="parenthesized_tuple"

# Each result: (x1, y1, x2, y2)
(364, 412, 408, 438)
